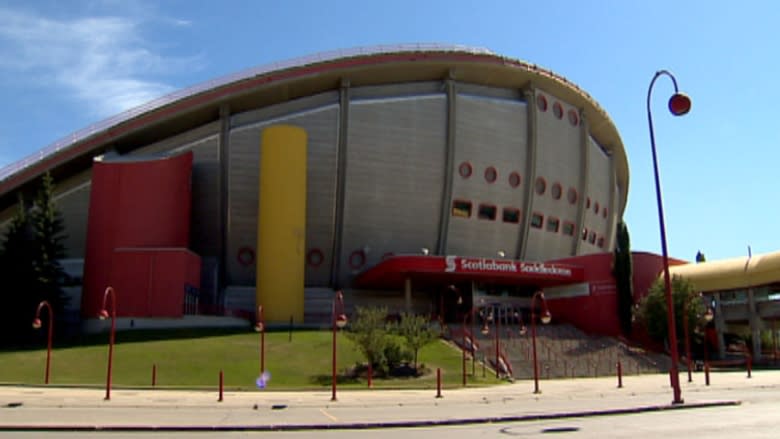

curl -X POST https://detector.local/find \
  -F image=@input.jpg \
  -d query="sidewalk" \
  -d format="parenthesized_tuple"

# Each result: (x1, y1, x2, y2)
(1, 370, 766, 431)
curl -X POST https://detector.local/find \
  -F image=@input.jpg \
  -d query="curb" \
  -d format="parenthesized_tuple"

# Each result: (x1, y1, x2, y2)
(0, 399, 740, 432)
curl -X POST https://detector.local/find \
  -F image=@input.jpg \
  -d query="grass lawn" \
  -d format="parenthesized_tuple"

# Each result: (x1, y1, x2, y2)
(0, 328, 503, 390)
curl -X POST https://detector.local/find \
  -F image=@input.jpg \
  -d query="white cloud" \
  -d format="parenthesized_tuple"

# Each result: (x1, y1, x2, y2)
(0, 7, 196, 117)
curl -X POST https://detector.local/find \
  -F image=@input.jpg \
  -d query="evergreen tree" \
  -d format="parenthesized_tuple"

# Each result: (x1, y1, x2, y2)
(0, 173, 68, 346)
(613, 221, 634, 335)
(695, 251, 706, 263)
(0, 196, 37, 345)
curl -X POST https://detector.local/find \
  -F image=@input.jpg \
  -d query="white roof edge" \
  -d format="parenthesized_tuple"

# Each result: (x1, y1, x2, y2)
(0, 44, 494, 184)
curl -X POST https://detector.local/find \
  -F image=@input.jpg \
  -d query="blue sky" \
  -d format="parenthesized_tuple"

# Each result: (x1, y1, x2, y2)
(0, 0, 777, 262)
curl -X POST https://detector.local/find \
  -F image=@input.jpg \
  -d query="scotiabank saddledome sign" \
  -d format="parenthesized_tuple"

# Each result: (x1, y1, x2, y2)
(444, 256, 583, 281)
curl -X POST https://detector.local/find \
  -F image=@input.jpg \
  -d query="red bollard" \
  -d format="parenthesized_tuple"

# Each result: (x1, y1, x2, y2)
(747, 355, 752, 378)
(436, 368, 443, 398)
(367, 363, 373, 388)
(617, 361, 623, 388)
(218, 370, 224, 402)
(152, 364, 157, 388)
(705, 362, 710, 386)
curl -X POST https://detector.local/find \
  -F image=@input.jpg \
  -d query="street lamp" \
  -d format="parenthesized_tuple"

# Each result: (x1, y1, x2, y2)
(514, 311, 528, 336)
(98, 286, 117, 401)
(462, 305, 479, 386)
(531, 291, 551, 394)
(647, 69, 691, 405)
(703, 306, 714, 365)
(331, 290, 347, 401)
(32, 300, 54, 384)
(255, 305, 266, 375)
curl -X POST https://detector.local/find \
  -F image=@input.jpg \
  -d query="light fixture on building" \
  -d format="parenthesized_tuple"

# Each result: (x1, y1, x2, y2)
(421, 247, 429, 255)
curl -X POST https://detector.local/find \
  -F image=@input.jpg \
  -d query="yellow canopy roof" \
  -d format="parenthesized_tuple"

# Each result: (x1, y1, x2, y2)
(668, 250, 780, 292)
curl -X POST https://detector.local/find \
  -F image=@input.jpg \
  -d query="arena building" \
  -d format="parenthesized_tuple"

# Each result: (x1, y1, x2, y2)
(0, 44, 656, 337)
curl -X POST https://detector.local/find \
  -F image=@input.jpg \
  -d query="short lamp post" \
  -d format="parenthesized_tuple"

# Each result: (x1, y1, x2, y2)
(647, 69, 692, 405)
(703, 306, 714, 364)
(98, 286, 117, 401)
(531, 291, 552, 394)
(514, 311, 528, 337)
(255, 305, 266, 375)
(683, 293, 712, 383)
(32, 300, 54, 384)
(331, 291, 347, 402)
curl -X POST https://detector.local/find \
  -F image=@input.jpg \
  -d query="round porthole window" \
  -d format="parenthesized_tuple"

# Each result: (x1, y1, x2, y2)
(553, 102, 564, 119)
(551, 183, 562, 200)
(535, 177, 547, 195)
(484, 166, 498, 183)
(567, 187, 578, 205)
(536, 94, 548, 112)
(458, 162, 472, 178)
(237, 246, 255, 267)
(568, 109, 579, 126)
(306, 248, 324, 267)
(508, 171, 521, 188)
(349, 250, 366, 269)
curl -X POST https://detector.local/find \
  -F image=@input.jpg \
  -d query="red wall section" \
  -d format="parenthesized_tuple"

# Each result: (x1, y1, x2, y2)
(81, 152, 194, 318)
(541, 252, 689, 338)
(546, 253, 621, 336)
(110, 248, 201, 317)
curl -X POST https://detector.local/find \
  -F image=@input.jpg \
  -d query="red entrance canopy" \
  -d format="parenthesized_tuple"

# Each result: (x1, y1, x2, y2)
(353, 255, 585, 290)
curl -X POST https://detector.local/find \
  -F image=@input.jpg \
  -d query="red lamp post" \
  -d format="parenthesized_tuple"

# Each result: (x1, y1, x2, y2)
(647, 69, 691, 405)
(514, 310, 528, 337)
(98, 286, 117, 401)
(331, 290, 347, 401)
(531, 291, 551, 394)
(255, 305, 266, 375)
(32, 300, 54, 385)
(683, 297, 693, 383)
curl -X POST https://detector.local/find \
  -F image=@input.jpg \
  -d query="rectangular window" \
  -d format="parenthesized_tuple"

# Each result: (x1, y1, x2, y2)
(502, 207, 520, 223)
(451, 200, 472, 218)
(546, 217, 560, 233)
(589, 231, 597, 244)
(597, 236, 605, 248)
(562, 221, 575, 236)
(478, 204, 497, 220)
(581, 227, 588, 241)
(530, 212, 544, 229)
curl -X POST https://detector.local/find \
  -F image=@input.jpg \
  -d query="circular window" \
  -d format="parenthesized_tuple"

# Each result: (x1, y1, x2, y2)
(458, 162, 472, 179)
(568, 109, 579, 126)
(306, 248, 324, 267)
(508, 171, 521, 188)
(553, 102, 564, 119)
(484, 166, 498, 183)
(536, 94, 548, 112)
(594, 202, 600, 214)
(349, 250, 366, 269)
(567, 187, 578, 205)
(535, 177, 547, 195)
(237, 246, 255, 267)
(551, 183, 562, 200)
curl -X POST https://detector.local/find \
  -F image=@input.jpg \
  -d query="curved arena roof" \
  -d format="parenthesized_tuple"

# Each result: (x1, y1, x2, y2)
(0, 44, 629, 212)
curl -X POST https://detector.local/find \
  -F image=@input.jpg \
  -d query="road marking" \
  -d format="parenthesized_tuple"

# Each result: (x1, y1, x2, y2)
(320, 408, 338, 422)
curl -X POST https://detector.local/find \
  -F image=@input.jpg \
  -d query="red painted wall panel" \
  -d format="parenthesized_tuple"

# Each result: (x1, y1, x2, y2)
(81, 152, 194, 318)
(109, 248, 200, 318)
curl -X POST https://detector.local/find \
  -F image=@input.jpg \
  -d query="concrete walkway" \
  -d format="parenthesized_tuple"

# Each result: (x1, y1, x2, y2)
(0, 369, 767, 431)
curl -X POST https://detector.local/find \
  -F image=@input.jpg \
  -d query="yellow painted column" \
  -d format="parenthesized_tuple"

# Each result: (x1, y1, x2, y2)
(257, 125, 307, 324)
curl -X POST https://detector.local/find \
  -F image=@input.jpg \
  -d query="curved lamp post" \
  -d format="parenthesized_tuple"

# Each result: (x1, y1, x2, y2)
(531, 291, 552, 394)
(331, 291, 347, 401)
(514, 310, 528, 337)
(32, 300, 54, 384)
(647, 69, 691, 404)
(255, 305, 266, 375)
(98, 286, 117, 401)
